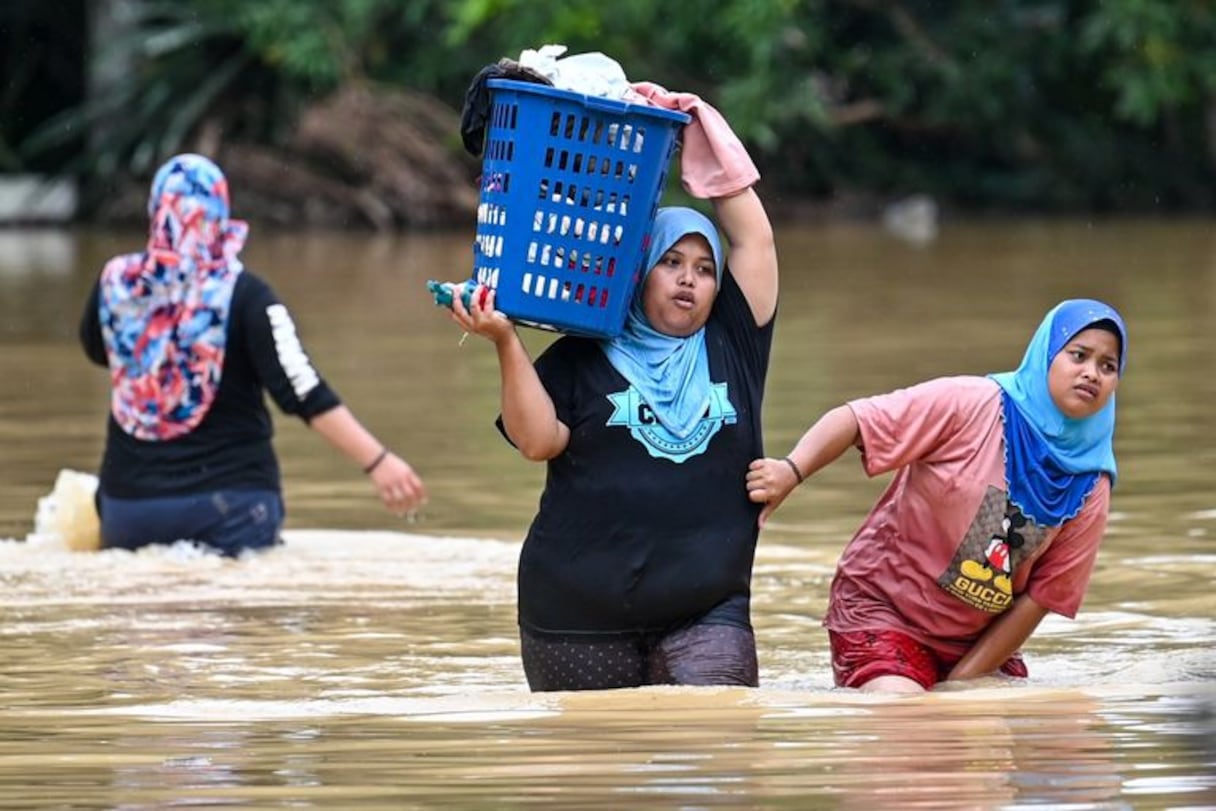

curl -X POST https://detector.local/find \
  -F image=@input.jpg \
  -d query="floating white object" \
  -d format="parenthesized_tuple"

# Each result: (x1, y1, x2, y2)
(30, 469, 101, 552)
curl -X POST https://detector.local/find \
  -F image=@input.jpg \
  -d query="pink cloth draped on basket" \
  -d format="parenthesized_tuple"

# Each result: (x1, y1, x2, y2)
(628, 81, 760, 199)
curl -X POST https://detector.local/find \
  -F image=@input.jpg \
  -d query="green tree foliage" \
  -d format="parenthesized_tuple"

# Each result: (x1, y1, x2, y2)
(19, 0, 478, 182)
(9, 0, 1216, 213)
(1080, 0, 1216, 125)
(0, 1, 87, 171)
(20, 1, 250, 179)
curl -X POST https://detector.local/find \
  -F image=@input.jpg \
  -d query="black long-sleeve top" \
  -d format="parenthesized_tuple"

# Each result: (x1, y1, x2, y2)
(80, 271, 341, 498)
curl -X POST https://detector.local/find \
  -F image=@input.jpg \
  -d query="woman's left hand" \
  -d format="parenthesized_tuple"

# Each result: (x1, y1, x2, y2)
(745, 457, 800, 527)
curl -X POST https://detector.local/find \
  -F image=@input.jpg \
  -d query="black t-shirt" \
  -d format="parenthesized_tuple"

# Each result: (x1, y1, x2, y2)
(506, 270, 774, 635)
(80, 271, 341, 498)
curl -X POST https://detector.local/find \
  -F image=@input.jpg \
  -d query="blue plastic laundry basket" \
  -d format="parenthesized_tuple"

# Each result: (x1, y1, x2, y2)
(472, 79, 690, 339)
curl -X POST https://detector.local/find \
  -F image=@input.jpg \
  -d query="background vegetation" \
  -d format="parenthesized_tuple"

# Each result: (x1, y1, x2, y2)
(2, 0, 1214, 221)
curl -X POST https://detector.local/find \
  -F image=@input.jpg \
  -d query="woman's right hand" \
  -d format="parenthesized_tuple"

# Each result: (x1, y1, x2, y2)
(448, 284, 516, 345)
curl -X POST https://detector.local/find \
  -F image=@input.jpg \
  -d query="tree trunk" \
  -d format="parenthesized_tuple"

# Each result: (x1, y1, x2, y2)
(1207, 95, 1216, 169)
(87, 0, 140, 153)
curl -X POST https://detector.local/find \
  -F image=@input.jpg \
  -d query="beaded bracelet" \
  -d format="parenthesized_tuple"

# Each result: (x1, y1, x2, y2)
(363, 448, 389, 474)
(781, 456, 805, 484)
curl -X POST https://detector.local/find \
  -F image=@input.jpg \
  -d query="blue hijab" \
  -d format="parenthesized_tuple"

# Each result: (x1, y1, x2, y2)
(989, 299, 1127, 526)
(600, 207, 724, 438)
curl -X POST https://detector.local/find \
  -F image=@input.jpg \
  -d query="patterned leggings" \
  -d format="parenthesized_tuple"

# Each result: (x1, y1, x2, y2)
(520, 621, 758, 692)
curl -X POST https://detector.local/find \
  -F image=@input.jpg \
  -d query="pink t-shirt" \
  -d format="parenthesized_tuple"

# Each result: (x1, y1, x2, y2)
(823, 376, 1111, 659)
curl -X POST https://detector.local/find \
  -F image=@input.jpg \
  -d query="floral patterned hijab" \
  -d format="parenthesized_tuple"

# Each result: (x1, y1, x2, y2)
(99, 154, 249, 440)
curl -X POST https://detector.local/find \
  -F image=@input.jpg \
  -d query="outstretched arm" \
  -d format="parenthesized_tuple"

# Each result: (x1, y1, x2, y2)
(712, 188, 777, 326)
(240, 280, 427, 518)
(746, 404, 860, 526)
(308, 406, 428, 517)
(448, 286, 570, 461)
(946, 594, 1050, 682)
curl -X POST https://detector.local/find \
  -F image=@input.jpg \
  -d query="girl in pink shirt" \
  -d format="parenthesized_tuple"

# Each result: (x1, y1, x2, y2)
(747, 299, 1127, 692)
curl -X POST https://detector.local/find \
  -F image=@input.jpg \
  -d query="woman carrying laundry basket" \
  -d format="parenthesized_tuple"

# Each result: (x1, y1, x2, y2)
(444, 80, 778, 692)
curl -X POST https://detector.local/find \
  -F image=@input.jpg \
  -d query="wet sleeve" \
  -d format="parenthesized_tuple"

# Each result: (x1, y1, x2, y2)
(237, 275, 342, 422)
(532, 338, 580, 428)
(709, 268, 774, 392)
(1025, 476, 1111, 618)
(848, 376, 996, 476)
(495, 336, 580, 446)
(79, 281, 107, 366)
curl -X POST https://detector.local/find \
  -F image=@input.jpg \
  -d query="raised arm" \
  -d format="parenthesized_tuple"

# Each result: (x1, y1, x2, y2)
(449, 286, 570, 461)
(627, 82, 776, 323)
(712, 187, 777, 326)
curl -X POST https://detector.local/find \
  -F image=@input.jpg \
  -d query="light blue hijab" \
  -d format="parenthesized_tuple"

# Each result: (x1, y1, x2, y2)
(600, 207, 724, 438)
(989, 299, 1127, 525)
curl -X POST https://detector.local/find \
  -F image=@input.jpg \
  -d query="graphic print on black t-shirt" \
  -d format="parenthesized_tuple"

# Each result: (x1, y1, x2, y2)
(937, 486, 1050, 614)
(605, 382, 737, 462)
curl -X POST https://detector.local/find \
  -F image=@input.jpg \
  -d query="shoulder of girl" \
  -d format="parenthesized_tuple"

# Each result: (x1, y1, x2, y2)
(904, 374, 993, 398)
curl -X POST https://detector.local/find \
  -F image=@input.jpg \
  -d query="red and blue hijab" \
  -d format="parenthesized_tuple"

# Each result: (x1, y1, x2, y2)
(99, 154, 249, 441)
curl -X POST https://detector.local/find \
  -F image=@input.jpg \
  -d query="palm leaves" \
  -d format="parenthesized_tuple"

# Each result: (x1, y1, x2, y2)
(20, 2, 250, 181)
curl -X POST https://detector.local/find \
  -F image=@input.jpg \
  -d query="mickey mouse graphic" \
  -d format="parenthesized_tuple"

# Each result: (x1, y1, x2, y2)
(959, 502, 1028, 597)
